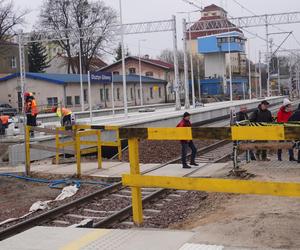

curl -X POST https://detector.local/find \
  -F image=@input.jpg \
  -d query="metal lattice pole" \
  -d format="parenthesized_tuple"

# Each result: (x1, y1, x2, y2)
(188, 13, 196, 108)
(182, 18, 190, 109)
(172, 15, 181, 111)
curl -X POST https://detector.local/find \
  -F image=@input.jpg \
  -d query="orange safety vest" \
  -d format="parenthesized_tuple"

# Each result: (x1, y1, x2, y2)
(56, 108, 72, 118)
(25, 99, 38, 115)
(0, 115, 9, 125)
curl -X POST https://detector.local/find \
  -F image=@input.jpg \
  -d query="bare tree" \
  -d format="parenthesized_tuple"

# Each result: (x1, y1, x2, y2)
(39, 0, 117, 73)
(0, 0, 27, 41)
(158, 49, 204, 77)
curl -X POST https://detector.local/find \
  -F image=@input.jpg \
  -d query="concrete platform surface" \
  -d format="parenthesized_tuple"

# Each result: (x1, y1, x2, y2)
(1, 161, 229, 179)
(0, 226, 266, 250)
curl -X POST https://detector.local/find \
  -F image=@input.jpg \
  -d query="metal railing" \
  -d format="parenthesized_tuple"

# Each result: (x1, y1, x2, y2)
(119, 125, 300, 225)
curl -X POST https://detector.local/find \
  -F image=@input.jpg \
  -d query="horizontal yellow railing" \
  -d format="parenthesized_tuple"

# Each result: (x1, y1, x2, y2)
(119, 126, 300, 226)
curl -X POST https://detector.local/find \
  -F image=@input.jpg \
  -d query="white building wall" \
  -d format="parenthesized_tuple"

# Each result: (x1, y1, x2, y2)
(0, 78, 65, 110)
(204, 53, 226, 78)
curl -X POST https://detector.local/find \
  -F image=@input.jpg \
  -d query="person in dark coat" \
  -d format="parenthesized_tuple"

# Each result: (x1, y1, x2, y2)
(236, 105, 249, 123)
(235, 106, 256, 160)
(288, 104, 300, 163)
(249, 100, 273, 161)
(177, 112, 198, 169)
(289, 104, 300, 122)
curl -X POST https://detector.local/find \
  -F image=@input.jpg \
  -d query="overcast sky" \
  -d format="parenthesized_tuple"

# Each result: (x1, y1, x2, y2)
(13, 0, 300, 63)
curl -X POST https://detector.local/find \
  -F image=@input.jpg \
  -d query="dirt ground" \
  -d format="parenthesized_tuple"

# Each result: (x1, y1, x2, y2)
(0, 174, 108, 225)
(170, 158, 300, 249)
(0, 176, 60, 222)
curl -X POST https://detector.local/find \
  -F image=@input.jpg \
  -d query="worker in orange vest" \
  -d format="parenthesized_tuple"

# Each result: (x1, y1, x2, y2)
(52, 106, 73, 126)
(24, 92, 38, 137)
(0, 114, 9, 135)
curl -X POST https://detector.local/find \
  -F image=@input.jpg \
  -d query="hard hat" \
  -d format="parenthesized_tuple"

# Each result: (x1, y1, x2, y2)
(283, 98, 292, 106)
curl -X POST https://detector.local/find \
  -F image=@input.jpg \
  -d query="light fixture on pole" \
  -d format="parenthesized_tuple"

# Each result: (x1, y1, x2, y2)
(119, 0, 128, 117)
(138, 39, 147, 106)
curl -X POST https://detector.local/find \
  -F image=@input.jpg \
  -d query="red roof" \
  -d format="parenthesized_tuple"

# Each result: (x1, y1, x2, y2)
(202, 4, 227, 13)
(141, 58, 174, 69)
(188, 15, 243, 39)
(101, 56, 175, 71)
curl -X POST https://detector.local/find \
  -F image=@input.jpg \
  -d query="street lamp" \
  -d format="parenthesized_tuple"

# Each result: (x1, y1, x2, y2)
(138, 39, 147, 106)
(119, 0, 128, 117)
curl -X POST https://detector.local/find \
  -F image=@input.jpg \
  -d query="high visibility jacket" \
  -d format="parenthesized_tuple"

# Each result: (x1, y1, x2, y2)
(25, 99, 38, 116)
(277, 106, 292, 123)
(56, 108, 72, 118)
(0, 115, 9, 125)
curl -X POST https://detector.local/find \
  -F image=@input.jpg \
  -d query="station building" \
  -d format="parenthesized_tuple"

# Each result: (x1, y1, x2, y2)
(0, 73, 168, 111)
(187, 4, 253, 98)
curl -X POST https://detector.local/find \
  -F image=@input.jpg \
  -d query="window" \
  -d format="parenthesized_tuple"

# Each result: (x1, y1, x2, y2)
(11, 56, 17, 69)
(158, 87, 162, 98)
(75, 96, 80, 105)
(105, 89, 109, 101)
(100, 89, 104, 102)
(84, 89, 88, 103)
(150, 87, 153, 99)
(204, 13, 208, 17)
(145, 72, 153, 77)
(66, 96, 72, 106)
(117, 88, 120, 100)
(129, 68, 136, 74)
(130, 88, 133, 100)
(47, 97, 58, 106)
(230, 37, 235, 43)
(113, 71, 120, 75)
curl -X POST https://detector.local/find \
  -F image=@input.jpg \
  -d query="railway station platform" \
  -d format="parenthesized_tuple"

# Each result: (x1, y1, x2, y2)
(0, 226, 258, 250)
(1, 160, 229, 180)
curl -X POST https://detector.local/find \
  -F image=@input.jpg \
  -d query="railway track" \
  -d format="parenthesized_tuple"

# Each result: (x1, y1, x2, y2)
(0, 140, 232, 240)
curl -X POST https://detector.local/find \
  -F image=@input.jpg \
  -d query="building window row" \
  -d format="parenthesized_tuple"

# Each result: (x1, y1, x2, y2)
(112, 70, 154, 77)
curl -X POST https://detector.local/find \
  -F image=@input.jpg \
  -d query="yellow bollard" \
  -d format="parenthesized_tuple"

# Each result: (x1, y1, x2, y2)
(128, 138, 143, 225)
(116, 129, 122, 161)
(55, 127, 60, 165)
(97, 130, 102, 169)
(74, 130, 81, 178)
(25, 126, 31, 175)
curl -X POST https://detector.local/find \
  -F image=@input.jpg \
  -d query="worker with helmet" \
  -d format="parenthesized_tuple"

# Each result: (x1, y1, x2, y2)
(52, 106, 73, 127)
(0, 113, 10, 135)
(24, 92, 38, 137)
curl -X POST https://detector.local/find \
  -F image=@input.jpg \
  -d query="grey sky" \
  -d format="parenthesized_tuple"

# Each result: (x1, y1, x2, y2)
(13, 0, 300, 62)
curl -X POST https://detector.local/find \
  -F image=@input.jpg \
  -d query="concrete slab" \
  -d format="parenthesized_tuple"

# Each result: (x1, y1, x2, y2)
(0, 226, 280, 250)
(146, 163, 207, 177)
(0, 226, 194, 250)
(26, 160, 160, 179)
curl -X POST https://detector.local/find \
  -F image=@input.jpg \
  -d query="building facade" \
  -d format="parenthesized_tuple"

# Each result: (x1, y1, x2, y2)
(0, 41, 28, 77)
(0, 73, 168, 111)
(99, 56, 184, 101)
(187, 4, 247, 76)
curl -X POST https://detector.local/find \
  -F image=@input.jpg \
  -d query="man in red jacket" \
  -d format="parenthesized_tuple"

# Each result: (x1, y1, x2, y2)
(277, 98, 295, 161)
(177, 112, 198, 168)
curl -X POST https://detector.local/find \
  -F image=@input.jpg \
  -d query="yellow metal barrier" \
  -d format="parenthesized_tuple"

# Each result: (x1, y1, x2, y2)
(25, 126, 102, 178)
(120, 126, 300, 226)
(75, 125, 122, 161)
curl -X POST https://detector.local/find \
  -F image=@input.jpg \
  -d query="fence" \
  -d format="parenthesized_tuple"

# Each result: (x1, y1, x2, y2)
(119, 126, 300, 225)
(25, 124, 122, 177)
(25, 126, 102, 178)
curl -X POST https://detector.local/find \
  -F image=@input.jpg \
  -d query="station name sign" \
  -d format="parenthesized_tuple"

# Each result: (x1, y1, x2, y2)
(90, 72, 112, 83)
